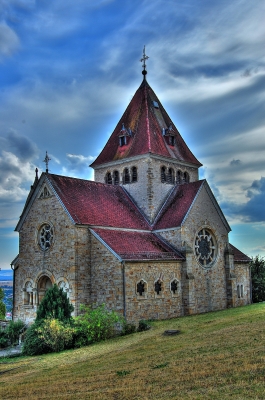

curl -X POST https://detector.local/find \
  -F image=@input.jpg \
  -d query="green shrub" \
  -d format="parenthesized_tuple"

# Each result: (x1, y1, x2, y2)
(36, 284, 74, 323)
(138, 320, 151, 332)
(0, 329, 9, 348)
(22, 319, 74, 356)
(6, 320, 25, 345)
(22, 321, 50, 356)
(121, 321, 136, 335)
(74, 304, 123, 347)
(0, 288, 6, 319)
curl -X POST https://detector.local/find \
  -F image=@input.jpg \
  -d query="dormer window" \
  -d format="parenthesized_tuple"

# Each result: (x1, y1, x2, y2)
(119, 123, 132, 147)
(168, 135, 175, 146)
(119, 136, 127, 147)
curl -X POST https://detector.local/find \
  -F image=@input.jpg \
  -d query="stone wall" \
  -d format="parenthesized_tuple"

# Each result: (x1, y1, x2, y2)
(13, 180, 91, 322)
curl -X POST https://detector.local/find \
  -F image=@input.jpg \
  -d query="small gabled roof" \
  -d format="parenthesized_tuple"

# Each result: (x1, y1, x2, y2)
(153, 180, 231, 232)
(91, 228, 184, 261)
(153, 180, 204, 230)
(230, 244, 251, 263)
(48, 174, 150, 230)
(91, 78, 201, 168)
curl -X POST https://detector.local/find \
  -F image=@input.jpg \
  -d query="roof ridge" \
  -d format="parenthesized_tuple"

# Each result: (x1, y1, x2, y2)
(121, 185, 152, 228)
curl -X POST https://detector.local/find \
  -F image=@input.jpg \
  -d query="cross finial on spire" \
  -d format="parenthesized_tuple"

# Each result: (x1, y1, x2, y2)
(140, 45, 149, 78)
(43, 151, 51, 173)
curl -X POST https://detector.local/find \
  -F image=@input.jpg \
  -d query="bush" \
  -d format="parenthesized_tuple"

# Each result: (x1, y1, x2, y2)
(121, 321, 136, 335)
(138, 320, 151, 332)
(22, 319, 74, 355)
(251, 255, 265, 303)
(0, 329, 9, 348)
(36, 284, 74, 323)
(0, 288, 6, 319)
(74, 304, 123, 347)
(7, 320, 25, 345)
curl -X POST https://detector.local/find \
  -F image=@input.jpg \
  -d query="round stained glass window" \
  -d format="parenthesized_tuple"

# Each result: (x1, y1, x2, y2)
(38, 223, 54, 251)
(195, 229, 216, 267)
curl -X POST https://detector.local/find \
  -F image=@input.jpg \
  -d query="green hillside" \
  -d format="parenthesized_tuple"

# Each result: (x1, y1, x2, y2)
(1, 303, 265, 399)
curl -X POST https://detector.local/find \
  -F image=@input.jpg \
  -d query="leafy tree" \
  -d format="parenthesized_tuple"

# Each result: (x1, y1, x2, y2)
(36, 284, 74, 323)
(0, 288, 6, 319)
(251, 255, 265, 303)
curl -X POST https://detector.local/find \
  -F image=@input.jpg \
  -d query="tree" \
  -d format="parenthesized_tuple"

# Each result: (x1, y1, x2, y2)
(36, 284, 74, 323)
(251, 255, 265, 303)
(0, 288, 6, 319)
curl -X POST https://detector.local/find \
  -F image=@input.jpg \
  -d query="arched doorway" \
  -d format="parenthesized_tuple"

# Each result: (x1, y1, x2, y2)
(37, 275, 52, 305)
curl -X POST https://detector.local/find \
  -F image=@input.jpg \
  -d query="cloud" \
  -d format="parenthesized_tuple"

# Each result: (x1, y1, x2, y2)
(4, 130, 38, 161)
(0, 24, 19, 57)
(230, 159, 241, 167)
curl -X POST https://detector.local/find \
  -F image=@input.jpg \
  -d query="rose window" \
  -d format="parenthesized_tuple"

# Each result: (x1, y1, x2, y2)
(38, 224, 54, 250)
(195, 229, 216, 267)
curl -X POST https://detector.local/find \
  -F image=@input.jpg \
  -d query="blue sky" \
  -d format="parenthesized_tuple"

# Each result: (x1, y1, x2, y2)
(0, 0, 265, 270)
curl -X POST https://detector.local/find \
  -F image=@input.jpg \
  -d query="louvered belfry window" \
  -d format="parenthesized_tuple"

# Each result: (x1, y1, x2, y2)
(131, 166, 137, 182)
(167, 168, 174, 184)
(123, 168, 130, 184)
(161, 166, 166, 183)
(113, 170, 119, 185)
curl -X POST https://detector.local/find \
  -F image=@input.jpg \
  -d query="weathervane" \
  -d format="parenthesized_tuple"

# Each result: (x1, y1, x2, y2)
(140, 45, 149, 78)
(43, 151, 51, 173)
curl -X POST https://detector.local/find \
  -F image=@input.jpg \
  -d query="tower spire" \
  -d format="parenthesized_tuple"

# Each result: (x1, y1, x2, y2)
(140, 45, 149, 79)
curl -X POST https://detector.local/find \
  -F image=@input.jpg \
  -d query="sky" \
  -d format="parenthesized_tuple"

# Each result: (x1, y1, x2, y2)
(0, 0, 265, 270)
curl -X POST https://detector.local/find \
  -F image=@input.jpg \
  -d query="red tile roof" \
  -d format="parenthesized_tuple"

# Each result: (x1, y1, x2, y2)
(47, 174, 150, 230)
(153, 180, 204, 230)
(91, 228, 184, 260)
(229, 244, 251, 262)
(91, 78, 201, 167)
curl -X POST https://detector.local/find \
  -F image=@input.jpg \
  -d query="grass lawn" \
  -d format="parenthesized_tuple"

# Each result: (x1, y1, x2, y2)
(1, 303, 265, 399)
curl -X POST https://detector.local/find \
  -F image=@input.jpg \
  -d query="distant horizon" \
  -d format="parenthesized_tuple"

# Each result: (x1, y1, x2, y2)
(0, 270, 13, 281)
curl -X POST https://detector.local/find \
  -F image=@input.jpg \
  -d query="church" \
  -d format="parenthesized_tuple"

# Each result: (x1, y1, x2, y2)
(11, 51, 251, 324)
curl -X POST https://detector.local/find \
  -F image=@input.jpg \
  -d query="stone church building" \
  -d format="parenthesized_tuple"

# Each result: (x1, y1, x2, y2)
(12, 60, 251, 324)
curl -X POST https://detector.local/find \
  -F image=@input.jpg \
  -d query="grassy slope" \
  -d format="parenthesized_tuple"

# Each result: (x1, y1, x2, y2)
(1, 304, 265, 400)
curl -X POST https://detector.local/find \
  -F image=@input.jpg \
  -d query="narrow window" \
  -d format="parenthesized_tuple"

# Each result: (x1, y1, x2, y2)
(137, 280, 145, 296)
(167, 168, 174, 184)
(131, 166, 137, 182)
(161, 166, 166, 183)
(183, 171, 189, 183)
(241, 285, 244, 298)
(171, 279, 178, 294)
(105, 172, 112, 185)
(177, 170, 182, 184)
(237, 285, 240, 298)
(155, 280, 162, 295)
(123, 168, 130, 184)
(113, 170, 119, 185)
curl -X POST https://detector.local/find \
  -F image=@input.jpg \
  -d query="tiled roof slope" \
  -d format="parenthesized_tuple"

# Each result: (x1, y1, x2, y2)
(91, 78, 201, 167)
(48, 174, 150, 230)
(230, 244, 251, 262)
(91, 228, 184, 260)
(154, 180, 204, 230)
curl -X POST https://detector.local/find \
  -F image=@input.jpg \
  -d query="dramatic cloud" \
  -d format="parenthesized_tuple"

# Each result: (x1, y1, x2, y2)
(0, 24, 19, 57)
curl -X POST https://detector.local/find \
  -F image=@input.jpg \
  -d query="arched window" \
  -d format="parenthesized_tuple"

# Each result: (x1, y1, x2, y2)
(161, 166, 166, 183)
(183, 171, 189, 183)
(37, 275, 52, 305)
(177, 170, 182, 184)
(113, 170, 119, 185)
(136, 280, 146, 296)
(155, 279, 162, 295)
(131, 166, 137, 183)
(170, 279, 178, 294)
(105, 172, 112, 185)
(167, 168, 174, 184)
(123, 168, 130, 184)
